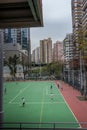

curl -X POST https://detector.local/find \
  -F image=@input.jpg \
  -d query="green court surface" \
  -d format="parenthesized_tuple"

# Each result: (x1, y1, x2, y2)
(3, 81, 80, 129)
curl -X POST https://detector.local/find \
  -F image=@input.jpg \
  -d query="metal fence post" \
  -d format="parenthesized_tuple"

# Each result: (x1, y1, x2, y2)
(53, 123, 55, 130)
(20, 123, 22, 130)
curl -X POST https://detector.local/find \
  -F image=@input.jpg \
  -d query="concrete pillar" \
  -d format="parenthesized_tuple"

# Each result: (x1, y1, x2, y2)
(0, 30, 4, 128)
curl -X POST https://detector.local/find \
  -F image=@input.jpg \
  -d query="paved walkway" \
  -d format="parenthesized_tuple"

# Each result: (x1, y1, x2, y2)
(55, 80, 87, 128)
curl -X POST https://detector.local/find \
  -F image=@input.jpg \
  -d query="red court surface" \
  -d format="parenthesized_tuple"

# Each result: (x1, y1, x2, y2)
(55, 80, 87, 128)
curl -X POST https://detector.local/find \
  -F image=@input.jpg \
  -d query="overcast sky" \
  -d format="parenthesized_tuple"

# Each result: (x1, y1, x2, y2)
(30, 0, 72, 51)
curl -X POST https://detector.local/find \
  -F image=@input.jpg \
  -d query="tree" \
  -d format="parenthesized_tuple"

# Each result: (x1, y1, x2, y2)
(77, 26, 87, 99)
(20, 54, 29, 79)
(4, 54, 19, 79)
(45, 62, 64, 79)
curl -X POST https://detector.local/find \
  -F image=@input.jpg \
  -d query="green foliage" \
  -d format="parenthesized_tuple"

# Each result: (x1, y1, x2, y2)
(47, 62, 63, 76)
(4, 54, 19, 78)
(33, 62, 63, 77)
(20, 55, 29, 79)
(77, 28, 87, 51)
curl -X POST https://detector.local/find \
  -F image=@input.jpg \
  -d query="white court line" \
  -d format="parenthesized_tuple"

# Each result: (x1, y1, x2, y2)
(46, 88, 48, 95)
(39, 89, 44, 128)
(55, 83, 81, 128)
(10, 101, 65, 105)
(9, 86, 29, 104)
(46, 88, 60, 96)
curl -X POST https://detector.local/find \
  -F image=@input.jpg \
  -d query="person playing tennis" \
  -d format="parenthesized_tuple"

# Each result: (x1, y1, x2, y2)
(22, 97, 25, 107)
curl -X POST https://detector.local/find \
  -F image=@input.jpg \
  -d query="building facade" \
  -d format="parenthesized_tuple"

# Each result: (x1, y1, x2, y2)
(71, 0, 83, 57)
(4, 28, 30, 50)
(71, 0, 87, 91)
(3, 28, 31, 66)
(35, 47, 40, 64)
(40, 38, 52, 64)
(53, 41, 64, 63)
(63, 33, 75, 84)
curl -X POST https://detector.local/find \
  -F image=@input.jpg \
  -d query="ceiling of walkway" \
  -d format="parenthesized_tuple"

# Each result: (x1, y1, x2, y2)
(0, 0, 43, 28)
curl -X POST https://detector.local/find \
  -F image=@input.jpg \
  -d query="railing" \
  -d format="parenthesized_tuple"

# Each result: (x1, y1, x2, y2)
(0, 122, 87, 130)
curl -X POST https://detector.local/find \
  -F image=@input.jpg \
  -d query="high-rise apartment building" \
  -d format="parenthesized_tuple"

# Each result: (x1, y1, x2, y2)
(71, 0, 83, 57)
(63, 34, 74, 68)
(21, 28, 30, 50)
(82, 0, 87, 34)
(32, 49, 35, 63)
(53, 41, 64, 63)
(35, 47, 40, 64)
(71, 0, 87, 56)
(63, 33, 75, 83)
(71, 0, 87, 66)
(4, 29, 20, 44)
(40, 40, 45, 64)
(4, 28, 30, 49)
(40, 38, 52, 64)
(71, 0, 87, 90)
(81, 0, 87, 70)
(32, 47, 40, 65)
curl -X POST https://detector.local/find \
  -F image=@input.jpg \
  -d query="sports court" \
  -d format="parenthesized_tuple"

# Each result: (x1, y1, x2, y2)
(3, 81, 80, 129)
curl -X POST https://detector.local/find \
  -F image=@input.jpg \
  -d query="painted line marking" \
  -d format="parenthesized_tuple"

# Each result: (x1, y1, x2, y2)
(56, 83, 81, 128)
(46, 88, 60, 96)
(46, 88, 48, 95)
(10, 101, 65, 105)
(39, 89, 44, 128)
(9, 86, 29, 104)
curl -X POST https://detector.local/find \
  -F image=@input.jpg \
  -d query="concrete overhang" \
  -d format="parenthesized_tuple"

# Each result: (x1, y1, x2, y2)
(0, 0, 43, 28)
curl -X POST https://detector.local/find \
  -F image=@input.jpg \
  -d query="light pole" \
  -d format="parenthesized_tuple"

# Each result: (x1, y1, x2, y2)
(72, 69, 74, 86)
(80, 50, 83, 89)
(39, 63, 41, 79)
(68, 62, 70, 83)
(71, 58, 75, 87)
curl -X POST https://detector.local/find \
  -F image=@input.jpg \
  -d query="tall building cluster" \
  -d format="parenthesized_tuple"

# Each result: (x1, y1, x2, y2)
(32, 38, 64, 64)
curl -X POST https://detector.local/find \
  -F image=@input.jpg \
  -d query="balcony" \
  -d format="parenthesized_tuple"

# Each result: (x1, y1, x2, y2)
(83, 0, 87, 12)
